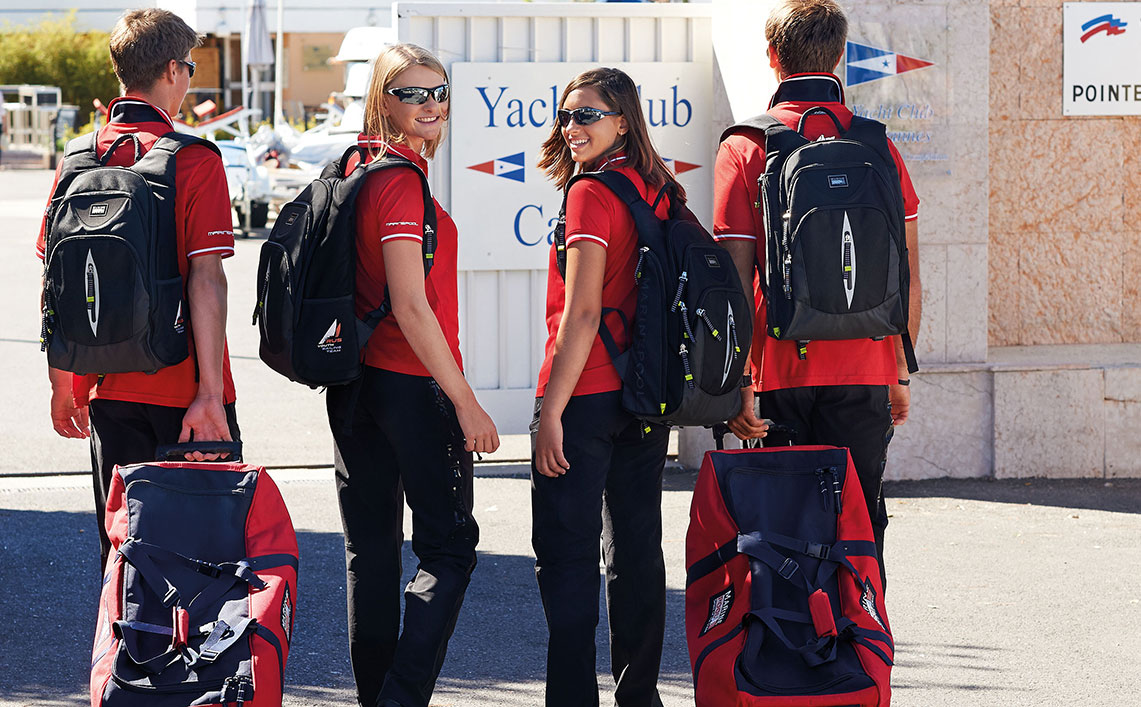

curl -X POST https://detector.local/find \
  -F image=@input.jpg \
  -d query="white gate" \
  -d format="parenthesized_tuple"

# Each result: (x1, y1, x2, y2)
(395, 1, 714, 432)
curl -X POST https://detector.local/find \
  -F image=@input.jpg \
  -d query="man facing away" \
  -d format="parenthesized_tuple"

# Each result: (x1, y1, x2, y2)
(716, 0, 923, 585)
(38, 8, 239, 570)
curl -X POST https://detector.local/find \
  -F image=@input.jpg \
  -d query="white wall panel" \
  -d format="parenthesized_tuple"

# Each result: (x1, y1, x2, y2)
(395, 2, 713, 433)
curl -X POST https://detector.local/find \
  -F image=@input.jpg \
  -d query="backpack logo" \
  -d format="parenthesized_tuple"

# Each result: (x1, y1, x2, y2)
(85, 250, 100, 337)
(90, 203, 108, 216)
(704, 254, 721, 269)
(317, 319, 343, 353)
(173, 301, 185, 334)
(860, 577, 886, 630)
(721, 303, 736, 387)
(828, 174, 849, 188)
(841, 213, 856, 308)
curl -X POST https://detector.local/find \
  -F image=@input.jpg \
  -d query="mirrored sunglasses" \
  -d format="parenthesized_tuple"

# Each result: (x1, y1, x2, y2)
(385, 84, 450, 105)
(179, 59, 196, 79)
(557, 107, 620, 127)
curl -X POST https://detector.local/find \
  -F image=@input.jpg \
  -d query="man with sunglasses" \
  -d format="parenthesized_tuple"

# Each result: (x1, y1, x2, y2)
(36, 8, 239, 570)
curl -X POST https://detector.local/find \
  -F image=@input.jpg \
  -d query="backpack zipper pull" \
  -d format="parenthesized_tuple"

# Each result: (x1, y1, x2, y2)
(678, 301, 696, 341)
(252, 266, 271, 325)
(729, 318, 741, 358)
(634, 246, 648, 284)
(815, 469, 829, 511)
(695, 308, 723, 341)
(670, 271, 688, 312)
(679, 343, 695, 388)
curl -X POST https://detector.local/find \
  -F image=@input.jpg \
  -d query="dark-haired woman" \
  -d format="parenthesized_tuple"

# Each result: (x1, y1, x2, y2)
(532, 67, 686, 707)
(325, 43, 499, 707)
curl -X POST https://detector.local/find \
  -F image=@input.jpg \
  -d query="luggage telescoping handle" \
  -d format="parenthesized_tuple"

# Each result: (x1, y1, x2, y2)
(155, 442, 242, 462)
(712, 421, 798, 450)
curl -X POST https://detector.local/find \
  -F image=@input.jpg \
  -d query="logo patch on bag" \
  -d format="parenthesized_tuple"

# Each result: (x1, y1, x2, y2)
(173, 301, 185, 334)
(281, 584, 293, 642)
(705, 254, 721, 269)
(285, 212, 299, 226)
(860, 577, 885, 630)
(317, 319, 343, 353)
(828, 174, 849, 188)
(90, 203, 108, 216)
(701, 586, 734, 636)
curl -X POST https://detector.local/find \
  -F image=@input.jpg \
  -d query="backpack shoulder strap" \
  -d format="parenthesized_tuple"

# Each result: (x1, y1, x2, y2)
(131, 132, 222, 188)
(719, 114, 786, 144)
(356, 153, 439, 330)
(553, 170, 659, 279)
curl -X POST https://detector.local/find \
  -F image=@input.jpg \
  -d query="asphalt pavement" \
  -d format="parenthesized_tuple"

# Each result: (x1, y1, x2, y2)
(2, 169, 1140, 706)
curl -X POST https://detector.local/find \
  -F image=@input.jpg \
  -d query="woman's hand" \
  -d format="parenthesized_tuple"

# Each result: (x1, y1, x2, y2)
(533, 410, 570, 478)
(455, 398, 500, 454)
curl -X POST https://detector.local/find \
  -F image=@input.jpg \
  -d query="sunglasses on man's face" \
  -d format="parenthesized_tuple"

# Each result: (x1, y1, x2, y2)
(557, 107, 621, 128)
(179, 59, 196, 79)
(385, 84, 450, 105)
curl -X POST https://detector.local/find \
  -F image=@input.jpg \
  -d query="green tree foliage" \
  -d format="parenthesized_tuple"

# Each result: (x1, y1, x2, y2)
(0, 10, 120, 119)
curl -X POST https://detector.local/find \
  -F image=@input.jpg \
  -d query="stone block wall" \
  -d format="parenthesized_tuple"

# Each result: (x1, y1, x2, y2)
(989, 0, 1141, 346)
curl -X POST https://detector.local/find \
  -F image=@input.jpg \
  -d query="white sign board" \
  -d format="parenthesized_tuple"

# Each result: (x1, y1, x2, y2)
(450, 62, 712, 271)
(1064, 2, 1141, 116)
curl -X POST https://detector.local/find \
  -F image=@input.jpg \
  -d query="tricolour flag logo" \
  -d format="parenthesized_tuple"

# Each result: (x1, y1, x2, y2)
(664, 158, 701, 175)
(1080, 14, 1127, 43)
(846, 41, 933, 87)
(467, 152, 525, 183)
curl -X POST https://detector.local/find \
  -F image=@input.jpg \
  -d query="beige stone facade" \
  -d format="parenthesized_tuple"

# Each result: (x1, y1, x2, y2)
(989, 0, 1141, 347)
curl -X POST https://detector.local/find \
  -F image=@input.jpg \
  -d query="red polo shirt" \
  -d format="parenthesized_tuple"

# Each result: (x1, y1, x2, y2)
(537, 154, 672, 397)
(713, 74, 920, 392)
(36, 97, 237, 408)
(350, 139, 462, 376)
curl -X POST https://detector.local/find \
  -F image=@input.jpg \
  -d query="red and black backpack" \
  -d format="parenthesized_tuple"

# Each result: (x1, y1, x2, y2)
(686, 442, 893, 706)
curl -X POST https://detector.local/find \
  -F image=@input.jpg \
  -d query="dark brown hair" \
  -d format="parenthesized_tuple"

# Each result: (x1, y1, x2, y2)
(538, 67, 685, 202)
(361, 43, 449, 160)
(109, 9, 201, 94)
(765, 0, 848, 76)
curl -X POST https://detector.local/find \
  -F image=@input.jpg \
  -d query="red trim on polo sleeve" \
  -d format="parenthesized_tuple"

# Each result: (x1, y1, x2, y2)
(713, 136, 759, 240)
(564, 178, 617, 249)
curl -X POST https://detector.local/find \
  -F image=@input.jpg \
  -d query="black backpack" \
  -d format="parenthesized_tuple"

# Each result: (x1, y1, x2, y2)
(723, 108, 917, 371)
(253, 146, 436, 387)
(554, 170, 752, 427)
(40, 131, 220, 375)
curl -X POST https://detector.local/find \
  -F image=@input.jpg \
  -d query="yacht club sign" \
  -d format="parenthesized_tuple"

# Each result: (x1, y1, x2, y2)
(450, 62, 711, 271)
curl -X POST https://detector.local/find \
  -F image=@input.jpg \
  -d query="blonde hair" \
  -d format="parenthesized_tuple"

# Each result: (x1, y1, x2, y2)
(361, 43, 449, 160)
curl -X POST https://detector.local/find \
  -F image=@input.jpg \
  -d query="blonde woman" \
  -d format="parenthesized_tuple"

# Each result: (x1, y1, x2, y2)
(324, 43, 498, 707)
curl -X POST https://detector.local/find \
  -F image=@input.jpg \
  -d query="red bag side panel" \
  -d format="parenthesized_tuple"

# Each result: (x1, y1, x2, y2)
(244, 469, 298, 706)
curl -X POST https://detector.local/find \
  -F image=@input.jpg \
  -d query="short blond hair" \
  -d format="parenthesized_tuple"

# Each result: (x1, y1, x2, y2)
(361, 43, 449, 160)
(109, 9, 201, 93)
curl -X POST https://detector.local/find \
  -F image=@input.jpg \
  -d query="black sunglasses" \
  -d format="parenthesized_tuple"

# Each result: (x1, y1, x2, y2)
(386, 84, 450, 105)
(557, 107, 620, 127)
(178, 59, 196, 79)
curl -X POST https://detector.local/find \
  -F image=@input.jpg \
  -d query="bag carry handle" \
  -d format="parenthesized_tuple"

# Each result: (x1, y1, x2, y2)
(795, 106, 845, 136)
(97, 133, 142, 166)
(154, 441, 242, 462)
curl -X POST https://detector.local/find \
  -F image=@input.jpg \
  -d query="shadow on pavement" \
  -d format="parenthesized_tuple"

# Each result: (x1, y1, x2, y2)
(0, 507, 691, 704)
(885, 477, 1141, 514)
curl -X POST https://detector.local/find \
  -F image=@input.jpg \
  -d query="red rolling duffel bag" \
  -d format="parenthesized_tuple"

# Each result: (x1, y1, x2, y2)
(686, 432, 893, 706)
(90, 442, 298, 706)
